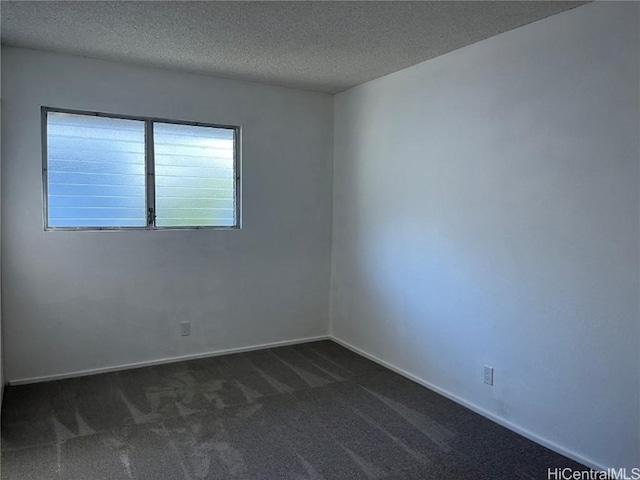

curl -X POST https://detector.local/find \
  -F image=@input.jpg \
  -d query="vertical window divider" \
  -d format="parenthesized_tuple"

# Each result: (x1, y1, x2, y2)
(145, 120, 156, 229)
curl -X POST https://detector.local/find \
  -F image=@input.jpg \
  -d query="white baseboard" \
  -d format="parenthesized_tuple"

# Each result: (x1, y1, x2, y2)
(8, 334, 330, 386)
(330, 335, 607, 473)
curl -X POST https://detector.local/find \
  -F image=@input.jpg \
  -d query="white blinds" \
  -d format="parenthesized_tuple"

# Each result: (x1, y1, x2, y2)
(45, 111, 238, 229)
(154, 122, 236, 228)
(46, 112, 147, 228)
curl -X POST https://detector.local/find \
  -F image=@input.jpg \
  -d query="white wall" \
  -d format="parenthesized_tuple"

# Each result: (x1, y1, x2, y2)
(0, 48, 3, 401)
(331, 2, 639, 471)
(1, 47, 333, 383)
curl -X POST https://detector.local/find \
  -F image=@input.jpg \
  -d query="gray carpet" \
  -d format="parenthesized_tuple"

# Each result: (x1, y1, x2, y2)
(1, 340, 587, 479)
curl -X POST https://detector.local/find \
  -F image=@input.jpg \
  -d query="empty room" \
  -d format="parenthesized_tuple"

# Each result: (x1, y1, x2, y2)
(0, 1, 638, 478)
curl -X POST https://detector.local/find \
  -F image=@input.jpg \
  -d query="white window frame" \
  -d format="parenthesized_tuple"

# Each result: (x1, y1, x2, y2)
(42, 106, 241, 231)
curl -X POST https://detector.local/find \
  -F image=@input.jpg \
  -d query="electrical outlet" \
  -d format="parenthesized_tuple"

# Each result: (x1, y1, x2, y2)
(484, 365, 494, 386)
(181, 321, 190, 336)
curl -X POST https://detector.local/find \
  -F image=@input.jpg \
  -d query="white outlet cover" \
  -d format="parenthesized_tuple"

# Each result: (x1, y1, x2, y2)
(181, 322, 190, 336)
(484, 365, 494, 386)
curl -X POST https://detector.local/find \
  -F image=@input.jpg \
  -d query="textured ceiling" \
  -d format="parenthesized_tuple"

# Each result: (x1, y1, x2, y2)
(1, 1, 587, 94)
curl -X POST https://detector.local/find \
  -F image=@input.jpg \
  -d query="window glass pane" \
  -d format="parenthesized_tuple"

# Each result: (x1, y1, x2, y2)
(154, 122, 236, 227)
(46, 112, 146, 228)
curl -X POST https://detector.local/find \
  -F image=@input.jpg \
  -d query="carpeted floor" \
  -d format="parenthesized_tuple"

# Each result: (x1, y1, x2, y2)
(1, 340, 587, 479)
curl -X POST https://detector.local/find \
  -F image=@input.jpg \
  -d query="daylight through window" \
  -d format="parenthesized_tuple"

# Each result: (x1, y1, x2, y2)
(43, 109, 240, 230)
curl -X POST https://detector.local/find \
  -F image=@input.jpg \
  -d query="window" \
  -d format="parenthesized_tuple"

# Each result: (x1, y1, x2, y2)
(43, 108, 240, 230)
